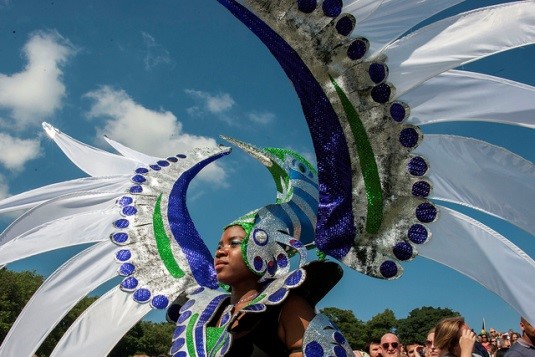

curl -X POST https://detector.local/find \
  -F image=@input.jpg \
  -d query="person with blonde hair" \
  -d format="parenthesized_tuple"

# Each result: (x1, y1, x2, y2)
(434, 317, 477, 357)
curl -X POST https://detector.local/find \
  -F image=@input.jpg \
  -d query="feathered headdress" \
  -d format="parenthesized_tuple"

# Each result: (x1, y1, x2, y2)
(0, 1, 534, 355)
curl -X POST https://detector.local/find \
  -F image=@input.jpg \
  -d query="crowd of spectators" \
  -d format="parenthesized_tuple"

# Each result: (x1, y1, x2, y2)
(354, 316, 535, 357)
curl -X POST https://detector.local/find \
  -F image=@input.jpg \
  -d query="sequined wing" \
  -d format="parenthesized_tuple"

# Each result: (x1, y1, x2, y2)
(0, 123, 229, 356)
(215, 0, 535, 323)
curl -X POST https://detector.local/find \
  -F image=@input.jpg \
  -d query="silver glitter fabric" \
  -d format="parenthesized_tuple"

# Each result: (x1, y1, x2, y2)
(113, 146, 231, 309)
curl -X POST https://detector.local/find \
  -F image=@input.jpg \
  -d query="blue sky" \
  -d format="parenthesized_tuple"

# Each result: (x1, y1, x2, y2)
(0, 0, 533, 336)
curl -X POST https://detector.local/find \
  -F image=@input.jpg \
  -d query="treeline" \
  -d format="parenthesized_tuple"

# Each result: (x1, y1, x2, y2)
(1, 268, 458, 356)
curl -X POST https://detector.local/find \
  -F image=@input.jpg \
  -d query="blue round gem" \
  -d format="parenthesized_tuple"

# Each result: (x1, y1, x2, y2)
(115, 249, 131, 261)
(116, 196, 133, 206)
(390, 102, 407, 122)
(173, 352, 187, 357)
(170, 338, 185, 354)
(119, 262, 136, 276)
(152, 295, 170, 309)
(114, 219, 129, 229)
(399, 128, 419, 148)
(135, 167, 149, 174)
(150, 164, 161, 171)
(412, 181, 431, 197)
(297, 0, 316, 13)
(334, 331, 346, 344)
(369, 63, 388, 84)
(177, 310, 192, 324)
(253, 256, 264, 271)
(253, 229, 269, 246)
(371, 83, 391, 103)
(122, 206, 138, 216)
(408, 224, 428, 244)
(167, 157, 178, 162)
(380, 261, 398, 278)
(347, 38, 368, 60)
(173, 325, 186, 340)
(129, 185, 143, 194)
(176, 154, 187, 158)
(393, 242, 413, 261)
(334, 345, 347, 357)
(285, 269, 303, 286)
(408, 157, 428, 176)
(157, 160, 170, 167)
(322, 0, 342, 17)
(305, 341, 324, 357)
(131, 174, 146, 184)
(336, 15, 354, 37)
(111, 232, 129, 244)
(277, 253, 289, 269)
(191, 287, 204, 295)
(133, 288, 151, 303)
(120, 277, 138, 290)
(268, 288, 287, 303)
(416, 203, 437, 223)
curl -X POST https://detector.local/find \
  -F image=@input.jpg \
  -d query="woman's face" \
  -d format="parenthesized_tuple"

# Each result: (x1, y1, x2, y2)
(214, 225, 256, 285)
(426, 332, 442, 357)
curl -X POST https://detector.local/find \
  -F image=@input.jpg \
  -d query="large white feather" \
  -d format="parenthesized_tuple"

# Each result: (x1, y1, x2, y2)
(419, 206, 535, 324)
(404, 70, 535, 128)
(50, 286, 152, 357)
(417, 135, 535, 236)
(0, 242, 117, 357)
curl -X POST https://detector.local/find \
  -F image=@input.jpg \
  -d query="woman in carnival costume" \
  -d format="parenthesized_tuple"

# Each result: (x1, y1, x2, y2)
(0, 0, 535, 356)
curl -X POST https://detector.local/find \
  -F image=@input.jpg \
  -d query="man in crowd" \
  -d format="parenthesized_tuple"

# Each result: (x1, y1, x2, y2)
(381, 333, 402, 357)
(506, 317, 535, 357)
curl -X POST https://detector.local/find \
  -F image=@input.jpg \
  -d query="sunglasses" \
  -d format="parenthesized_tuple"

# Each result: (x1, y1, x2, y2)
(382, 342, 400, 350)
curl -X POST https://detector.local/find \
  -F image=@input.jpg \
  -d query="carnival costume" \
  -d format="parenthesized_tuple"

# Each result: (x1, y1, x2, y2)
(0, 0, 534, 356)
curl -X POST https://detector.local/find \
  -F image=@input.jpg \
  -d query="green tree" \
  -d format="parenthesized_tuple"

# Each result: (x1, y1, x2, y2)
(321, 307, 367, 349)
(397, 306, 460, 344)
(365, 309, 397, 341)
(0, 268, 44, 343)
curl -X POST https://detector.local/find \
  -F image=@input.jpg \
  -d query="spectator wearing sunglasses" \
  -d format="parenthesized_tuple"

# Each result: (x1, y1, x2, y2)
(381, 333, 402, 357)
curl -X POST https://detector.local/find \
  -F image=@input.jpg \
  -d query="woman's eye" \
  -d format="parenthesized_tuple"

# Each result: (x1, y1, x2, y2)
(230, 240, 242, 246)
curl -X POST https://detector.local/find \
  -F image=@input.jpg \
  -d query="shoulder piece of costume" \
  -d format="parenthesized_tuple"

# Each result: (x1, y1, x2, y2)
(170, 261, 341, 357)
(215, 0, 535, 324)
(303, 313, 354, 357)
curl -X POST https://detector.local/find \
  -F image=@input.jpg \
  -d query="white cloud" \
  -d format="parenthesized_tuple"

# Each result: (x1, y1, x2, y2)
(247, 111, 276, 125)
(141, 31, 172, 71)
(85, 86, 228, 185)
(0, 31, 75, 128)
(185, 89, 235, 114)
(0, 133, 41, 171)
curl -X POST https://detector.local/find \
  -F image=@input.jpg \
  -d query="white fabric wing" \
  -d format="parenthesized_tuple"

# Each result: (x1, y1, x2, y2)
(0, 211, 116, 266)
(354, 0, 466, 56)
(404, 70, 535, 128)
(50, 286, 152, 357)
(0, 242, 117, 357)
(384, 2, 535, 96)
(417, 135, 535, 236)
(419, 206, 535, 324)
(0, 177, 129, 214)
(104, 136, 161, 164)
(43, 122, 142, 177)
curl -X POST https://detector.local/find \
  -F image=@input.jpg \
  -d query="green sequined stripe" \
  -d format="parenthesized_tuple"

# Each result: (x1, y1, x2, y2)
(153, 194, 185, 278)
(330, 76, 384, 233)
(186, 314, 200, 356)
